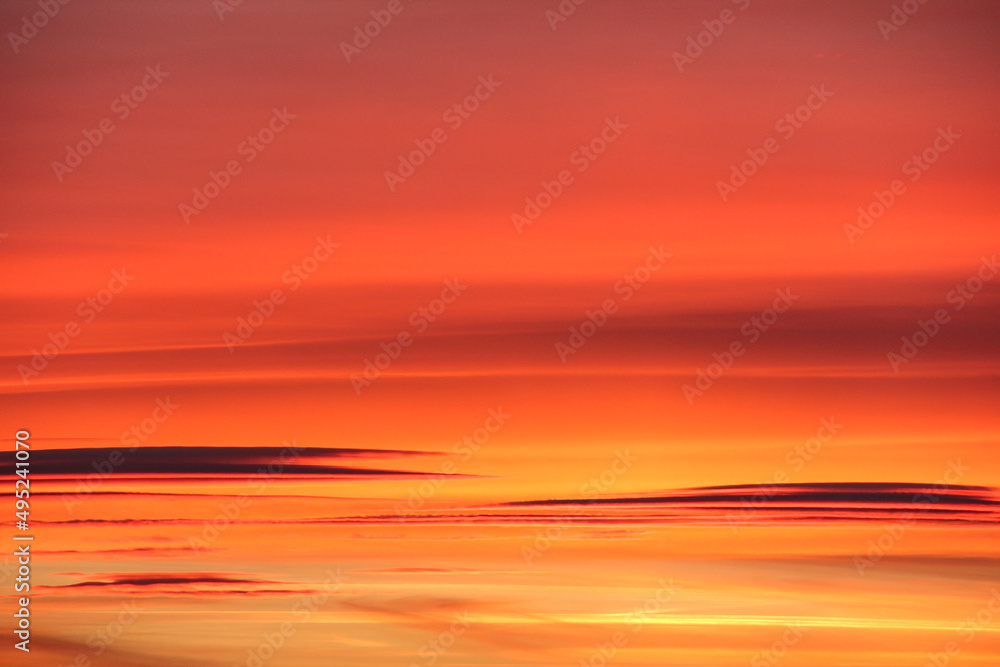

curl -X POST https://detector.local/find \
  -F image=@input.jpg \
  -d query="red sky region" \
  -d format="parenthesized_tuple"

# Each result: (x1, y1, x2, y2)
(1, 1, 999, 666)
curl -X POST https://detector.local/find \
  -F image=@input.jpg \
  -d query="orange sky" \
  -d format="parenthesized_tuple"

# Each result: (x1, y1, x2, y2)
(2, 1, 999, 665)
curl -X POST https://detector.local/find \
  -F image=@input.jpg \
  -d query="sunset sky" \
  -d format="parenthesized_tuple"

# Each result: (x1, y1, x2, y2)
(2, 1, 999, 666)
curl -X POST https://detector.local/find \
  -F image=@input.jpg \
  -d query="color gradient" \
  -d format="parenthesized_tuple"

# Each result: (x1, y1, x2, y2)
(2, 1, 999, 665)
